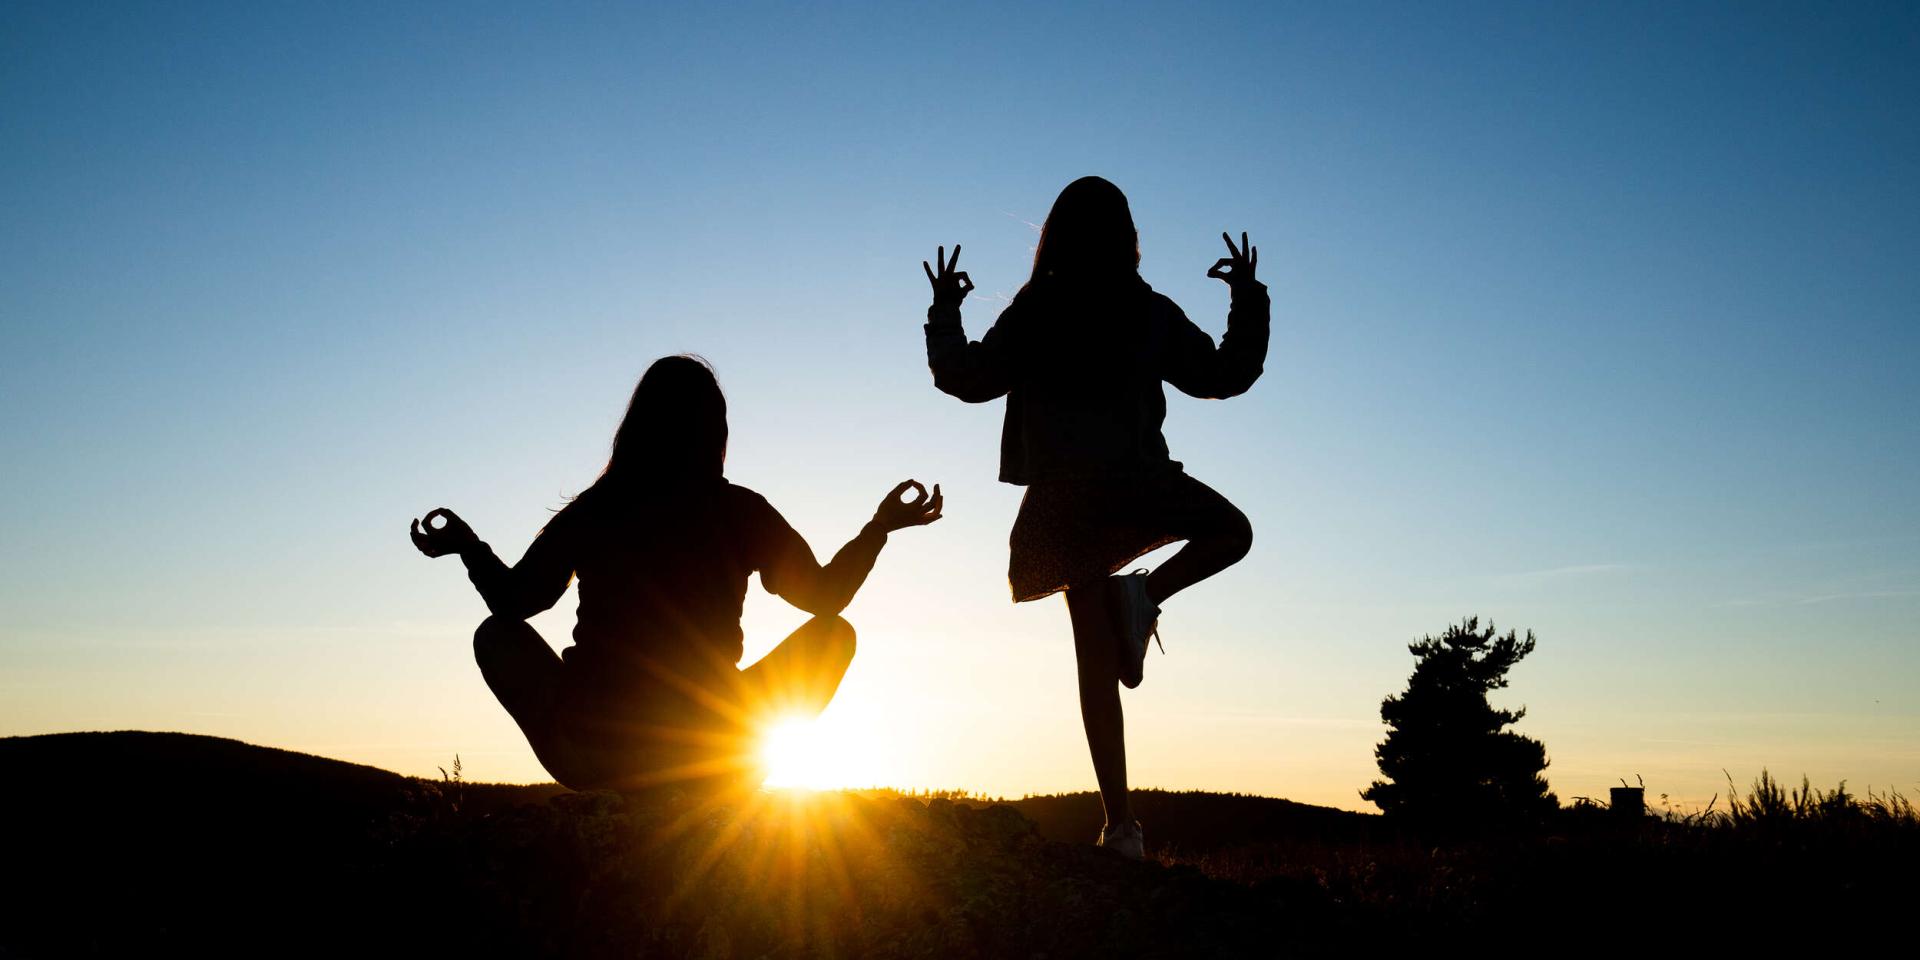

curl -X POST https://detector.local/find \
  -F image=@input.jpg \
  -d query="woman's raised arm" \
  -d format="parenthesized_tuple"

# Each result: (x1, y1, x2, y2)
(1164, 231, 1271, 400)
(410, 506, 576, 621)
(757, 481, 943, 616)
(922, 245, 1015, 403)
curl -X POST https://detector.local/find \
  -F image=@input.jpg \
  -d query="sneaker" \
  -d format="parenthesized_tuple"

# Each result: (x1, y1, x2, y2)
(1110, 569, 1162, 690)
(1097, 820, 1145, 860)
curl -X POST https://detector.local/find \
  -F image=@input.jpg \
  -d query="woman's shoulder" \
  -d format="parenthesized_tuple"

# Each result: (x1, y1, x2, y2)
(1139, 283, 1186, 317)
(533, 486, 599, 542)
(721, 481, 783, 517)
(555, 477, 627, 519)
(720, 482, 800, 543)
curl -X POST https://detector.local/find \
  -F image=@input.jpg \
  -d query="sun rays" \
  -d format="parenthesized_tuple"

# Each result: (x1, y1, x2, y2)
(589, 711, 932, 940)
(645, 779, 923, 940)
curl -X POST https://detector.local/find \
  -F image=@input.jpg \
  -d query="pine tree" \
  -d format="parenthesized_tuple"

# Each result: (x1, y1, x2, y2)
(1362, 616, 1558, 827)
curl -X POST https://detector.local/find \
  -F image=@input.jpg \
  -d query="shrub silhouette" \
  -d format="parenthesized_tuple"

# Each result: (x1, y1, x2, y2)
(1362, 616, 1557, 828)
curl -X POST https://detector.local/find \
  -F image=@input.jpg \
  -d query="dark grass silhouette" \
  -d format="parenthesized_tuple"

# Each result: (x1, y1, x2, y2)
(1, 732, 1307, 958)
(3, 732, 1914, 957)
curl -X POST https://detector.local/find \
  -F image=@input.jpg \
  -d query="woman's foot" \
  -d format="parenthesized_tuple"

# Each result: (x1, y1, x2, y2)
(1110, 570, 1161, 689)
(1097, 820, 1146, 859)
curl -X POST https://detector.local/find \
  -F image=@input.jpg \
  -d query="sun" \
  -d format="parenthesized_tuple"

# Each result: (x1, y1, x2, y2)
(759, 716, 854, 791)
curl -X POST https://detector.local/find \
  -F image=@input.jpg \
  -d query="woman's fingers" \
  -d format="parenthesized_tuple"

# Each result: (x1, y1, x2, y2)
(420, 508, 474, 544)
(1207, 257, 1233, 278)
(924, 245, 970, 297)
(1221, 231, 1259, 266)
(906, 484, 941, 524)
(410, 519, 442, 556)
(873, 479, 951, 528)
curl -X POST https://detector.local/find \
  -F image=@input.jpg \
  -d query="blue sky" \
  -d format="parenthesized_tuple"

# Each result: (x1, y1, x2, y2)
(3, 1, 1916, 808)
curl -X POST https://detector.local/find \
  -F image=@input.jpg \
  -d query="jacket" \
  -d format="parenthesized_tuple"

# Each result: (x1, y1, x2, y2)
(924, 276, 1270, 485)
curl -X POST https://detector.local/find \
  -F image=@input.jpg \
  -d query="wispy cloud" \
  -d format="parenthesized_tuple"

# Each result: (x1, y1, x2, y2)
(999, 210, 1043, 233)
(1710, 588, 1920, 608)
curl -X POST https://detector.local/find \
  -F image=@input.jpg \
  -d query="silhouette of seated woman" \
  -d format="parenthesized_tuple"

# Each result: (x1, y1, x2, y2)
(409, 355, 942, 793)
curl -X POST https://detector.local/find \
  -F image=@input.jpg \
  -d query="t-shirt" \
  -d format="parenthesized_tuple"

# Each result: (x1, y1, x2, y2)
(459, 480, 883, 682)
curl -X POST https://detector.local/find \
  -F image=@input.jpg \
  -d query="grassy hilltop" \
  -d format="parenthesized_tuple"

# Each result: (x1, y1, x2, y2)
(1, 731, 1912, 957)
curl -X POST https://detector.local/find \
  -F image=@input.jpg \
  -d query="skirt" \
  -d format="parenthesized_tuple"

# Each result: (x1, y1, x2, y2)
(1007, 466, 1245, 603)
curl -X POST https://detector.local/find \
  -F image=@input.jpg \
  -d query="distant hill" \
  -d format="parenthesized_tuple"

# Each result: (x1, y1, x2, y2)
(1, 729, 568, 815)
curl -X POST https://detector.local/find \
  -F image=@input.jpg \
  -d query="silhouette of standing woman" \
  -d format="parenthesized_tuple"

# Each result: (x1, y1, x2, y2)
(410, 356, 942, 793)
(922, 176, 1268, 857)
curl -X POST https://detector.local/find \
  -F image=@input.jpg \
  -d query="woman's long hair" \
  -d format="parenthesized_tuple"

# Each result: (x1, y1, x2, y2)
(1027, 175, 1143, 286)
(582, 355, 728, 503)
(1009, 177, 1152, 371)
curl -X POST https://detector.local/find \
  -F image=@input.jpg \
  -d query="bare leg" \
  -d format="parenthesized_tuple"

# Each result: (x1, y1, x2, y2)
(473, 616, 590, 787)
(1144, 486, 1253, 607)
(715, 615, 859, 789)
(735, 614, 858, 720)
(1065, 587, 1133, 828)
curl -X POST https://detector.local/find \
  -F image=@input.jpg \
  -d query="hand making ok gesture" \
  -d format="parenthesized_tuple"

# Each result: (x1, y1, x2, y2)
(922, 244, 974, 305)
(870, 479, 944, 532)
(409, 507, 479, 558)
(1206, 231, 1258, 287)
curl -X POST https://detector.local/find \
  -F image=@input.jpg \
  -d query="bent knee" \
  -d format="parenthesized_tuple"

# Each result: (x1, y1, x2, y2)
(1217, 505, 1254, 560)
(812, 614, 857, 659)
(473, 615, 529, 659)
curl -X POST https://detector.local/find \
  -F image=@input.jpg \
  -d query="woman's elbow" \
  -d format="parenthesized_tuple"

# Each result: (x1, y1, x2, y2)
(936, 377, 1006, 404)
(485, 589, 557, 622)
(1213, 367, 1264, 399)
(801, 599, 854, 620)
(791, 587, 855, 618)
(930, 369, 976, 402)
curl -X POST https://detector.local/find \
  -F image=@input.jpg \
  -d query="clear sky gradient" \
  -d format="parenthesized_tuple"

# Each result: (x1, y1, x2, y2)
(4, 1, 1916, 810)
